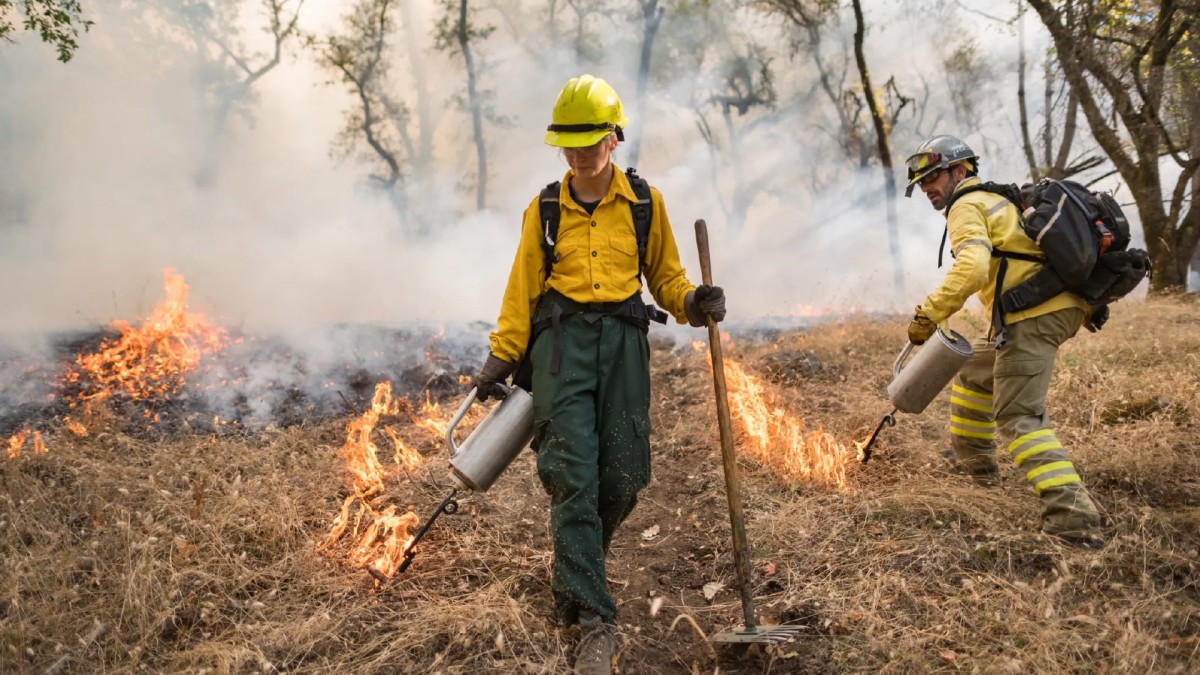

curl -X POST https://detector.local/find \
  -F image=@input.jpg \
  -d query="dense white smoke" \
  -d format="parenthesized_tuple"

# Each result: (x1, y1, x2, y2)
(0, 0, 1113, 425)
(0, 0, 1076, 331)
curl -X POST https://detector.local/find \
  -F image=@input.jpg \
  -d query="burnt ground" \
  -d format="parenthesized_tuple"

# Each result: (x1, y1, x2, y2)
(1, 296, 1198, 673)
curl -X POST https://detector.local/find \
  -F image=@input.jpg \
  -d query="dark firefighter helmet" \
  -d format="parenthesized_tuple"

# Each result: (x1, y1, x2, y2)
(904, 135, 979, 197)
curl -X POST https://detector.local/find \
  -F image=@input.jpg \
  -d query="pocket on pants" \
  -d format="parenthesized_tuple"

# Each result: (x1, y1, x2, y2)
(633, 415, 653, 439)
(994, 358, 1044, 378)
(632, 414, 653, 485)
(992, 357, 1052, 427)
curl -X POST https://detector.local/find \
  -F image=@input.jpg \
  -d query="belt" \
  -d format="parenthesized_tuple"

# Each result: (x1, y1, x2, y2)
(533, 289, 668, 374)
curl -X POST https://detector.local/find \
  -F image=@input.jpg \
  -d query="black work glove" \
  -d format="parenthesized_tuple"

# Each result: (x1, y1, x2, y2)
(1084, 305, 1110, 333)
(907, 307, 936, 345)
(685, 285, 727, 327)
(473, 353, 517, 402)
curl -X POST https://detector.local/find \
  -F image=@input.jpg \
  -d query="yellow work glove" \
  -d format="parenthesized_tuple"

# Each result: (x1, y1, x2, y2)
(907, 307, 936, 345)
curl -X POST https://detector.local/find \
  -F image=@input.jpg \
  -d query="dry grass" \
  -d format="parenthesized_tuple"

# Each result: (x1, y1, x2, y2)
(2, 296, 1198, 673)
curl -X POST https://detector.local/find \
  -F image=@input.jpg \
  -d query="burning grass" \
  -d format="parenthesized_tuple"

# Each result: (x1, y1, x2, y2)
(2, 295, 1198, 673)
(63, 268, 228, 406)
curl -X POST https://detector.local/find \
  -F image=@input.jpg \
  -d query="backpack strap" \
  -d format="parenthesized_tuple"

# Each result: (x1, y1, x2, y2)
(939, 181, 1023, 268)
(625, 167, 653, 275)
(939, 181, 1025, 348)
(538, 181, 562, 279)
(540, 169, 655, 278)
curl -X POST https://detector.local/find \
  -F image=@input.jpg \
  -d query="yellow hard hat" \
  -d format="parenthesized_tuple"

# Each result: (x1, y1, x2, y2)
(545, 74, 630, 148)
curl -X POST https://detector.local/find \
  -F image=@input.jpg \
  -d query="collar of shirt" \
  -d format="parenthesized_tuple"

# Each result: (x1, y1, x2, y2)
(942, 176, 982, 220)
(558, 164, 638, 215)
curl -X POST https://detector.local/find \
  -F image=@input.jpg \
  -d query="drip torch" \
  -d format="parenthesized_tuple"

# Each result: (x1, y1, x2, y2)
(370, 384, 534, 580)
(861, 328, 973, 463)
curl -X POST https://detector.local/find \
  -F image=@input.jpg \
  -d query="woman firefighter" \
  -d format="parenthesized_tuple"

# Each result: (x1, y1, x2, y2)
(472, 74, 726, 674)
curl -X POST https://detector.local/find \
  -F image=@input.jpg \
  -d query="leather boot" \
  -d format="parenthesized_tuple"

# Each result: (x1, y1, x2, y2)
(1040, 486, 1103, 548)
(574, 612, 617, 675)
(941, 447, 1000, 487)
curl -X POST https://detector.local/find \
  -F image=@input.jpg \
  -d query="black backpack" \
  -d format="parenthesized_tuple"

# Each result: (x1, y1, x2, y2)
(943, 178, 1151, 347)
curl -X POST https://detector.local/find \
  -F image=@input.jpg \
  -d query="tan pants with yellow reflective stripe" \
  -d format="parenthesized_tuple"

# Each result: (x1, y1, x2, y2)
(949, 307, 1100, 535)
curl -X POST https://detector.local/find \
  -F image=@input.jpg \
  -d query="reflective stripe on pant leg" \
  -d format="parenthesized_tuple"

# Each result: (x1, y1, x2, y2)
(950, 384, 993, 414)
(948, 343, 998, 470)
(995, 310, 1098, 531)
(1007, 429, 1081, 494)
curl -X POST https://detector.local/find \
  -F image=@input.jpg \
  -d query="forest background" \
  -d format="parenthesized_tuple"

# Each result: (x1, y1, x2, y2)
(3, 0, 1197, 337)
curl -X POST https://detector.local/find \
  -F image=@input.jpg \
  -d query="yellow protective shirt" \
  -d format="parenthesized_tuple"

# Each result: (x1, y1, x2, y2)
(918, 177, 1088, 326)
(488, 166, 695, 363)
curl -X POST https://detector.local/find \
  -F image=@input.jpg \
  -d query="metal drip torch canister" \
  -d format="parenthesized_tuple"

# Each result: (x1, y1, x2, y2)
(445, 385, 535, 492)
(862, 327, 974, 463)
(381, 385, 535, 579)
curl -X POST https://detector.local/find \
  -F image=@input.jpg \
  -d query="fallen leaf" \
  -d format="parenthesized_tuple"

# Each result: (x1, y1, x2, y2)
(702, 581, 724, 601)
(649, 597, 664, 617)
(641, 524, 660, 540)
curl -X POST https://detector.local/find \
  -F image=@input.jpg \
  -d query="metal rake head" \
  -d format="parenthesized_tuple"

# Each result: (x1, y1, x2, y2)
(710, 624, 803, 644)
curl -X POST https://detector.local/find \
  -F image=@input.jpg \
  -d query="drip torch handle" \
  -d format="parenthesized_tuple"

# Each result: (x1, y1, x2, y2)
(445, 388, 477, 457)
(893, 342, 917, 379)
(446, 384, 513, 456)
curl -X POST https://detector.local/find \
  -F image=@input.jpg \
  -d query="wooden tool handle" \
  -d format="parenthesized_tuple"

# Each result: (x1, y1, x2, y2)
(696, 218, 715, 286)
(695, 219, 757, 631)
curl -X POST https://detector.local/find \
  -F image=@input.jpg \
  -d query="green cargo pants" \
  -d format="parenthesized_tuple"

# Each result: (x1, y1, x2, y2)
(530, 314, 652, 626)
(948, 307, 1101, 537)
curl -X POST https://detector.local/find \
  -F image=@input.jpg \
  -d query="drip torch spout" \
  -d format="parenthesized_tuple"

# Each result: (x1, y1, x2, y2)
(860, 408, 897, 464)
(369, 488, 460, 582)
(397, 488, 459, 574)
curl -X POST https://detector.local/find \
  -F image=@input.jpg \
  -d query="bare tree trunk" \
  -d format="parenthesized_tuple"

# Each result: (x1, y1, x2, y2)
(399, 0, 434, 171)
(1017, 2, 1040, 181)
(194, 0, 304, 186)
(628, 0, 663, 168)
(1028, 0, 1198, 292)
(455, 0, 488, 210)
(1042, 59, 1054, 172)
(851, 0, 905, 304)
(722, 107, 748, 233)
(1049, 92, 1081, 179)
(694, 111, 732, 224)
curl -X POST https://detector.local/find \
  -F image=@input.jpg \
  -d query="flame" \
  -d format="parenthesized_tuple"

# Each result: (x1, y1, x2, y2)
(64, 268, 227, 403)
(384, 427, 421, 470)
(788, 304, 827, 318)
(64, 418, 88, 437)
(339, 381, 412, 497)
(697, 342, 855, 490)
(6, 430, 47, 459)
(7, 431, 27, 459)
(410, 391, 450, 439)
(321, 380, 433, 579)
(354, 506, 420, 578)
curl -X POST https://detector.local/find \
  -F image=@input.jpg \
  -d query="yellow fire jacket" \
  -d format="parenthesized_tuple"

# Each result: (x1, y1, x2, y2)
(919, 177, 1088, 326)
(488, 166, 696, 363)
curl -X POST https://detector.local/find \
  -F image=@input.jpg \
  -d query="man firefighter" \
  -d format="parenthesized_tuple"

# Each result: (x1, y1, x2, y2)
(472, 74, 726, 674)
(904, 134, 1103, 547)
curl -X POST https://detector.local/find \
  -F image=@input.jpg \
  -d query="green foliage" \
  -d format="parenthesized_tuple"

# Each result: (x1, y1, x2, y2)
(0, 0, 92, 62)
(433, 0, 495, 56)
